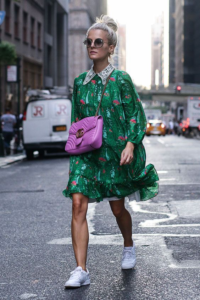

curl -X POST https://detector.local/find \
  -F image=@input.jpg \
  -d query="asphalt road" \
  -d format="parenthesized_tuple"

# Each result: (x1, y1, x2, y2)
(0, 135, 200, 300)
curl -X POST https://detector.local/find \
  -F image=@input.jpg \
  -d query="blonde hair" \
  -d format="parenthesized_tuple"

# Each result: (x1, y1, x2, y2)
(86, 15, 118, 58)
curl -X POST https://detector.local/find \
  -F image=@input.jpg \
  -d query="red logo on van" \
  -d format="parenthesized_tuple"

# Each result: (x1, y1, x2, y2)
(56, 104, 67, 115)
(33, 106, 44, 117)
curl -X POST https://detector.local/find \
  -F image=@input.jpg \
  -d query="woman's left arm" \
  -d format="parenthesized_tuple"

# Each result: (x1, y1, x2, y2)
(119, 72, 147, 165)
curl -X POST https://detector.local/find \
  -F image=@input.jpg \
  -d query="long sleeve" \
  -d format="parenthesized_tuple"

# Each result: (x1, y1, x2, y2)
(71, 78, 77, 125)
(119, 72, 147, 145)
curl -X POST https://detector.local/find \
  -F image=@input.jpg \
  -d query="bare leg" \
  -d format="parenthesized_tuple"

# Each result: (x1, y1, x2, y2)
(109, 198, 133, 247)
(71, 193, 89, 271)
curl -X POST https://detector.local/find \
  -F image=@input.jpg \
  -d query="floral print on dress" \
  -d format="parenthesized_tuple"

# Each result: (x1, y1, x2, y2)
(63, 69, 159, 202)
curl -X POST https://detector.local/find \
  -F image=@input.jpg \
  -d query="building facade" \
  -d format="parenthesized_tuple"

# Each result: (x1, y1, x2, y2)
(0, 0, 69, 115)
(194, 0, 200, 83)
(113, 24, 126, 71)
(43, 0, 69, 88)
(175, 0, 195, 83)
(169, 0, 176, 84)
(0, 0, 44, 114)
(151, 13, 164, 87)
(68, 0, 107, 86)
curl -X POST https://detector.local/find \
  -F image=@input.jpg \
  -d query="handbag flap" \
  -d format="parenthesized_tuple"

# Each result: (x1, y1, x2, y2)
(69, 116, 98, 135)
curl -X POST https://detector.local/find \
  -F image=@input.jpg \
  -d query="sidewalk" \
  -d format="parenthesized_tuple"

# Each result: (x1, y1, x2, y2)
(0, 153, 26, 168)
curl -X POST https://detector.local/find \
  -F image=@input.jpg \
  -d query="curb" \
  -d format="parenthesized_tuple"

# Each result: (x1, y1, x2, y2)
(0, 154, 26, 168)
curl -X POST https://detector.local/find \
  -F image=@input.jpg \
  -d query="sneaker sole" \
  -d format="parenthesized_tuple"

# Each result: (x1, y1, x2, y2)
(121, 261, 136, 270)
(65, 279, 90, 289)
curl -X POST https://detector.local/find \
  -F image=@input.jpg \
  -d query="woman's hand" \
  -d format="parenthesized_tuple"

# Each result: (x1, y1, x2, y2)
(120, 142, 135, 166)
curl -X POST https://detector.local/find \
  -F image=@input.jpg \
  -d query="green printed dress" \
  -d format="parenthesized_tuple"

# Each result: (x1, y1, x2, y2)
(63, 64, 159, 202)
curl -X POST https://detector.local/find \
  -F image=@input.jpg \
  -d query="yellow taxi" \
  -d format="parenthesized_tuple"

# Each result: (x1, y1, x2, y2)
(146, 119, 166, 136)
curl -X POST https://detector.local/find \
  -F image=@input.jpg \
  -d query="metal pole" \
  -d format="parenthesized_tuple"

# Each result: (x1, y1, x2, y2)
(0, 26, 5, 156)
(16, 57, 21, 151)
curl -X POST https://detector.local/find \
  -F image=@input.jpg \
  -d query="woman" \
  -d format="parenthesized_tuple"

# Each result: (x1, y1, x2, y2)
(63, 15, 159, 288)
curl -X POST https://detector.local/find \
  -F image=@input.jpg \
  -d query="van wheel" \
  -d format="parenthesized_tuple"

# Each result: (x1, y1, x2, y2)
(39, 150, 45, 158)
(26, 150, 33, 160)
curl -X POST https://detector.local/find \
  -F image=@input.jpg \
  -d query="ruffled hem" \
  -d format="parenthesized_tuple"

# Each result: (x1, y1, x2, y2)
(62, 163, 159, 203)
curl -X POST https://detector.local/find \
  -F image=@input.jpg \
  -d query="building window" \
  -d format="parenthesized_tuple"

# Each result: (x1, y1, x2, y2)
(47, 4, 52, 35)
(47, 45, 52, 76)
(5, 0, 11, 34)
(23, 12, 28, 43)
(30, 17, 35, 47)
(37, 22, 42, 50)
(14, 5, 20, 39)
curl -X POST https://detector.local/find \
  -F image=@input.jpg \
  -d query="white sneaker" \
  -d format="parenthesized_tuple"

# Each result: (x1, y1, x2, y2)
(121, 245, 136, 269)
(64, 266, 90, 288)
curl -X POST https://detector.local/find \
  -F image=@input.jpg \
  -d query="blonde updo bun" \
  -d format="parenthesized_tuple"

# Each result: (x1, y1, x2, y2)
(96, 15, 118, 33)
(86, 15, 118, 52)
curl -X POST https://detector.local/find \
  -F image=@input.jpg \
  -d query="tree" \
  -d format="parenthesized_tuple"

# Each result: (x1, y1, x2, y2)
(0, 42, 17, 156)
(0, 41, 17, 65)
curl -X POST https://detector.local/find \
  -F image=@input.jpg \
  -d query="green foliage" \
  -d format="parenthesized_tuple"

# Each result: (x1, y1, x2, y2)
(0, 41, 17, 65)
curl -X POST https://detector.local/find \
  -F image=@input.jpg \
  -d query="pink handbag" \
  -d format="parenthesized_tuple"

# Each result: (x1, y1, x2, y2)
(65, 71, 113, 155)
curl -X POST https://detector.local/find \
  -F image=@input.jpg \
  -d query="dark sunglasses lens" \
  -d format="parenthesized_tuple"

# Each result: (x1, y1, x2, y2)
(83, 39, 91, 47)
(95, 39, 103, 47)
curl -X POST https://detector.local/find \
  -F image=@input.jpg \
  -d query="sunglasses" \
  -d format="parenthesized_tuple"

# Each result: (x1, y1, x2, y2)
(83, 38, 109, 48)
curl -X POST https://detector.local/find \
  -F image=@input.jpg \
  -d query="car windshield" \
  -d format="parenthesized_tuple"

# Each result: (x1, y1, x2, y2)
(149, 121, 162, 126)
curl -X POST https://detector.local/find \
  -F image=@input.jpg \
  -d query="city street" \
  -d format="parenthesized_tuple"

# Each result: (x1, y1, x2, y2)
(0, 135, 200, 300)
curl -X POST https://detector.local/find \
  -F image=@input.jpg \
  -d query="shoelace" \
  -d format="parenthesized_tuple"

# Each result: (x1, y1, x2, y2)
(122, 250, 134, 260)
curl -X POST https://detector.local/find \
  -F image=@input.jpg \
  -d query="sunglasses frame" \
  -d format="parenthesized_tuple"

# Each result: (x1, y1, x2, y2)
(83, 38, 109, 48)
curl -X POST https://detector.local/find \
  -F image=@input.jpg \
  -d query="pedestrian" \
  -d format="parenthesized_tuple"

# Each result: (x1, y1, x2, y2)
(63, 15, 159, 288)
(1, 107, 16, 155)
(169, 119, 174, 134)
(174, 119, 179, 135)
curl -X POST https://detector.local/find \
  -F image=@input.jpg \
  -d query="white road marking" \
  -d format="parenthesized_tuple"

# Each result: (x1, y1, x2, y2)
(47, 233, 200, 269)
(19, 294, 37, 300)
(144, 139, 150, 144)
(149, 224, 200, 227)
(159, 182, 200, 185)
(87, 203, 96, 232)
(47, 233, 200, 245)
(157, 171, 168, 174)
(134, 233, 200, 237)
(157, 138, 165, 144)
(159, 178, 176, 181)
(130, 200, 200, 228)
(129, 201, 177, 227)
(47, 201, 200, 269)
(48, 203, 97, 245)
(170, 260, 200, 269)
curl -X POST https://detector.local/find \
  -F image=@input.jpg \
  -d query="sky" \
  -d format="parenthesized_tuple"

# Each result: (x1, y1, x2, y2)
(108, 0, 169, 88)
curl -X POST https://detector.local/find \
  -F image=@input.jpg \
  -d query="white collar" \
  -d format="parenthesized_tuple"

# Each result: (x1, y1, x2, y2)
(83, 63, 115, 85)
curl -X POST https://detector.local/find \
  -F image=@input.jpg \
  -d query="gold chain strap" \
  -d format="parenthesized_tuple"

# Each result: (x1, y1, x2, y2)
(95, 71, 114, 117)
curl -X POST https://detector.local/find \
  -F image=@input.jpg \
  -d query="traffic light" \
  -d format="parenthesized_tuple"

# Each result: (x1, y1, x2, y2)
(175, 85, 182, 93)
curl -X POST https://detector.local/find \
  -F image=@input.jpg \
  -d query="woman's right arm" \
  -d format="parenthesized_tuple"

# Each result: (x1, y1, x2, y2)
(119, 72, 147, 145)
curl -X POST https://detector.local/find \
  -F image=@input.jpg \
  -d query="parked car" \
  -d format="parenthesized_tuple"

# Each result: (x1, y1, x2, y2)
(146, 119, 166, 136)
(181, 97, 200, 137)
(22, 94, 71, 159)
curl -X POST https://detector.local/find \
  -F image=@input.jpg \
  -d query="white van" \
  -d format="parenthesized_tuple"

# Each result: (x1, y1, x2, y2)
(22, 95, 71, 159)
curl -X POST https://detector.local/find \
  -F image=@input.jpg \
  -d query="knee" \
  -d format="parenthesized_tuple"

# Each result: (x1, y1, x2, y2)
(111, 206, 125, 219)
(72, 196, 88, 220)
